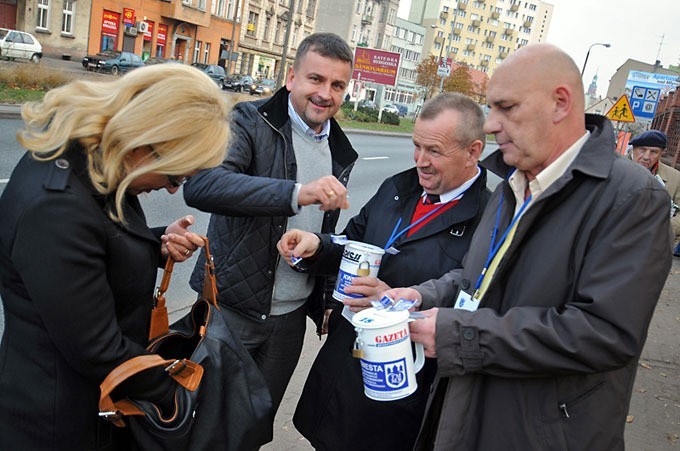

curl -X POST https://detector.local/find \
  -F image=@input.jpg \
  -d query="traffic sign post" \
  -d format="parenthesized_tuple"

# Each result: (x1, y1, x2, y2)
(437, 57, 452, 77)
(605, 95, 635, 123)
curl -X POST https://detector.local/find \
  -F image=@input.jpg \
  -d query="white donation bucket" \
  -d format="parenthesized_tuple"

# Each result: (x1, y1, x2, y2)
(352, 308, 425, 401)
(333, 241, 385, 302)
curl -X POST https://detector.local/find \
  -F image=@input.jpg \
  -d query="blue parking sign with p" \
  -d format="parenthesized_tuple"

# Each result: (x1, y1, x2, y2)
(631, 85, 660, 120)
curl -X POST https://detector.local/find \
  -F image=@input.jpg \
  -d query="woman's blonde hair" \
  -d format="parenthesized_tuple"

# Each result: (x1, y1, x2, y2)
(18, 64, 232, 223)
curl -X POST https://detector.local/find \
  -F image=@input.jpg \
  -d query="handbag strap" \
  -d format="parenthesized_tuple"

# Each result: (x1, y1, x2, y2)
(149, 236, 218, 340)
(99, 354, 204, 427)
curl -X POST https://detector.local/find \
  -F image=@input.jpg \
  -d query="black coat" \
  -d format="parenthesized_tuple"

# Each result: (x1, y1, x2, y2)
(0, 145, 173, 450)
(293, 167, 490, 451)
(184, 87, 357, 329)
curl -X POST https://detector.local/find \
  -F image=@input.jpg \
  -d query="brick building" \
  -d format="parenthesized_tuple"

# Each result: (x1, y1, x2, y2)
(652, 88, 680, 170)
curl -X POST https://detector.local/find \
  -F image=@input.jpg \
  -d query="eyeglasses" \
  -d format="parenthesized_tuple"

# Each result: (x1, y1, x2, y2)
(148, 145, 188, 188)
(166, 174, 188, 188)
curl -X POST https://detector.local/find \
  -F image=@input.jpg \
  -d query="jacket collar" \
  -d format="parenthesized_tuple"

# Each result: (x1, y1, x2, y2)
(65, 142, 159, 244)
(481, 114, 615, 189)
(258, 86, 358, 170)
(392, 167, 489, 242)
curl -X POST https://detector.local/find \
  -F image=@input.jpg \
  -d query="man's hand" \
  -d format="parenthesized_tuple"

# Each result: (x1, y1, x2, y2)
(298, 175, 349, 211)
(161, 215, 204, 262)
(276, 229, 321, 265)
(343, 276, 391, 312)
(409, 308, 438, 358)
(381, 287, 423, 310)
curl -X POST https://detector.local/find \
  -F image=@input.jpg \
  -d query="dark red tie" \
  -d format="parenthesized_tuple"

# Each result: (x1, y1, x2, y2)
(424, 194, 440, 205)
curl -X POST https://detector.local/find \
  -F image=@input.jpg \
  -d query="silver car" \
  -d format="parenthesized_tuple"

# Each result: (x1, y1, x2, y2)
(0, 28, 42, 63)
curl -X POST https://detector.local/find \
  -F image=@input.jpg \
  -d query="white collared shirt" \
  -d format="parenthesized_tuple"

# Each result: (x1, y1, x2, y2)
(288, 98, 331, 142)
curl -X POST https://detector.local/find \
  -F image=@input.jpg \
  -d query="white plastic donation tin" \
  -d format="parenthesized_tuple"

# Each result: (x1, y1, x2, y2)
(332, 241, 385, 302)
(352, 308, 425, 401)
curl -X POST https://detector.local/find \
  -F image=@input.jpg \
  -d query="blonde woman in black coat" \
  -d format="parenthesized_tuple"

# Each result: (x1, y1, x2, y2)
(0, 64, 232, 450)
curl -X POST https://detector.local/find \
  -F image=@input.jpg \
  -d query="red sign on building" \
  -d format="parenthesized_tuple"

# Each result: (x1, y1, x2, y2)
(144, 20, 154, 41)
(157, 24, 167, 45)
(101, 10, 120, 37)
(352, 48, 401, 86)
(122, 8, 135, 26)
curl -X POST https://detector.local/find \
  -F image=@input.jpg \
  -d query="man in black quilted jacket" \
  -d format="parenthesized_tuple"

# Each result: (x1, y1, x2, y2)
(183, 33, 358, 422)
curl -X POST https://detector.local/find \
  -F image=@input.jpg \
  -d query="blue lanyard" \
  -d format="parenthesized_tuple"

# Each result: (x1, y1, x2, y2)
(383, 198, 454, 250)
(472, 191, 532, 299)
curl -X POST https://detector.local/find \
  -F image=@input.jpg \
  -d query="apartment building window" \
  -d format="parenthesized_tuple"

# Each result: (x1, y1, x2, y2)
(62, 0, 75, 34)
(182, 0, 191, 5)
(194, 41, 201, 63)
(226, 0, 234, 18)
(263, 17, 270, 41)
(306, 0, 316, 17)
(275, 20, 281, 43)
(37, 0, 49, 30)
(247, 12, 258, 37)
(197, 0, 206, 10)
(203, 43, 210, 63)
(375, 32, 381, 48)
(291, 25, 298, 48)
(415, 33, 422, 45)
(355, 0, 361, 14)
(351, 24, 357, 42)
(297, 0, 303, 13)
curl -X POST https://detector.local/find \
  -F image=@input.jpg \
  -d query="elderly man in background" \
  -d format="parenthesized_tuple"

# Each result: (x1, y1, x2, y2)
(629, 129, 680, 256)
(386, 43, 671, 451)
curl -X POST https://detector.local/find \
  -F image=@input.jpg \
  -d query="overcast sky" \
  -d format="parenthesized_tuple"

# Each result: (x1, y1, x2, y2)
(398, 0, 680, 97)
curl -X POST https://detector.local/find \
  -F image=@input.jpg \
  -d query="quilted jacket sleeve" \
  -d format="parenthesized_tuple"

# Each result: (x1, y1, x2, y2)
(183, 102, 298, 217)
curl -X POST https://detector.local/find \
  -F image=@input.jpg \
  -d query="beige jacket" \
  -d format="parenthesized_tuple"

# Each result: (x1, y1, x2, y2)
(657, 161, 680, 238)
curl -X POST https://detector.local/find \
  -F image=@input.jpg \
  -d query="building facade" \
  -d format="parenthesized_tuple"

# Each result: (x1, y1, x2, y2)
(12, 0, 91, 59)
(235, 0, 317, 80)
(86, 0, 239, 66)
(385, 17, 426, 113)
(8, 0, 241, 66)
(652, 88, 680, 170)
(408, 0, 552, 75)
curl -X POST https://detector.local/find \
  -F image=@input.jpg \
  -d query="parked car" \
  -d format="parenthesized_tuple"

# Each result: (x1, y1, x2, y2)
(222, 74, 254, 92)
(358, 99, 377, 110)
(191, 63, 226, 86)
(144, 57, 181, 65)
(382, 104, 400, 115)
(82, 50, 144, 75)
(249, 78, 276, 96)
(395, 104, 409, 117)
(0, 28, 42, 63)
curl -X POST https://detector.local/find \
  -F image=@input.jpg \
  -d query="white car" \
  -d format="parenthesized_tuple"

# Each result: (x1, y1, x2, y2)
(0, 28, 42, 63)
(382, 104, 400, 115)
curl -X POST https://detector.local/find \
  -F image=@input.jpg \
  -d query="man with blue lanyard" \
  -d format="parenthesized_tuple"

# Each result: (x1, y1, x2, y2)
(277, 93, 491, 451)
(387, 44, 672, 450)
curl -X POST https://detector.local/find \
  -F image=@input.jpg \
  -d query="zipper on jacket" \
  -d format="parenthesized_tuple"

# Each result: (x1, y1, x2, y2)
(558, 380, 605, 419)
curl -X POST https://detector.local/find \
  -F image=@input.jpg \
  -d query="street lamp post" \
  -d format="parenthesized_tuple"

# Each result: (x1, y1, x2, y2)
(433, 9, 457, 93)
(581, 42, 611, 78)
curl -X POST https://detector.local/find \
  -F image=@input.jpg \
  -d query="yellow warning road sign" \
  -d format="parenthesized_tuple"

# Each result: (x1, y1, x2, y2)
(605, 95, 636, 123)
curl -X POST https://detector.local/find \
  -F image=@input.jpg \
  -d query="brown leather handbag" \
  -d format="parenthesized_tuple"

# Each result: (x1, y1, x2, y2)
(98, 237, 273, 450)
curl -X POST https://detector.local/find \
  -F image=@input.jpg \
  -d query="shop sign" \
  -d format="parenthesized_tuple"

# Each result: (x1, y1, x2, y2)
(123, 8, 135, 26)
(102, 10, 121, 37)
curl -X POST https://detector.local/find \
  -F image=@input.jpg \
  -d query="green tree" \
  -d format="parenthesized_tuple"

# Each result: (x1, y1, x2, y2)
(443, 64, 474, 97)
(416, 55, 440, 100)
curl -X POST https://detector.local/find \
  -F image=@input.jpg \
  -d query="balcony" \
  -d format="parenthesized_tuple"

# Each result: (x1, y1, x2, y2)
(499, 50, 508, 58)
(466, 43, 476, 51)
(452, 27, 461, 35)
(510, 2, 519, 11)
(457, 1, 467, 11)
(361, 14, 373, 24)
(160, 0, 210, 27)
(480, 59, 489, 66)
(471, 19, 481, 27)
(485, 34, 494, 43)
(439, 11, 449, 20)
(434, 35, 444, 45)
(523, 18, 533, 28)
(503, 27, 514, 35)
(491, 10, 499, 19)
